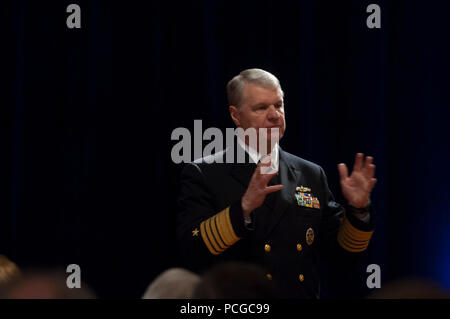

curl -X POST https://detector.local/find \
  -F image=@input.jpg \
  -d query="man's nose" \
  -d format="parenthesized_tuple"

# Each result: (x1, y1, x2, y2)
(267, 105, 281, 120)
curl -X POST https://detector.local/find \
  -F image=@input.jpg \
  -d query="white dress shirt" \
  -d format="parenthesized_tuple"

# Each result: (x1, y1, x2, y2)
(236, 135, 279, 172)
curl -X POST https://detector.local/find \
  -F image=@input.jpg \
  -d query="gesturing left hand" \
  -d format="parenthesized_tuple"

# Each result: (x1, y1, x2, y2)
(338, 153, 377, 209)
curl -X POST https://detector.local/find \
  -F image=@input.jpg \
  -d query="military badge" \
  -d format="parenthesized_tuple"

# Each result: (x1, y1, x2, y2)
(294, 190, 320, 209)
(306, 228, 315, 245)
(296, 186, 311, 192)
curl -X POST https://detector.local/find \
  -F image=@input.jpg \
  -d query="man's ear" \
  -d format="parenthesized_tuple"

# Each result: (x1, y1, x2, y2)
(229, 105, 241, 127)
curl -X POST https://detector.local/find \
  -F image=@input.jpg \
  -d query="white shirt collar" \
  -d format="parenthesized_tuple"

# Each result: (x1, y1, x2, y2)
(236, 135, 279, 171)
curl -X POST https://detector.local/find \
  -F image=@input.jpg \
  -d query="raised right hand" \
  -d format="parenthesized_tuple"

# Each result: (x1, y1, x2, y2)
(241, 156, 283, 218)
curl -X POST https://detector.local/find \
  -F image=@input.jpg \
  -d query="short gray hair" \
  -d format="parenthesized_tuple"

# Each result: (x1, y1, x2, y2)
(226, 68, 284, 107)
(141, 268, 201, 299)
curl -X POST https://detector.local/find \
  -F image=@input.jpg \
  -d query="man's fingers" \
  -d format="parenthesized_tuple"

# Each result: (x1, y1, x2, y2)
(354, 153, 364, 172)
(255, 156, 271, 172)
(254, 158, 271, 175)
(261, 169, 278, 184)
(253, 163, 277, 186)
(260, 154, 272, 165)
(367, 164, 376, 179)
(257, 161, 272, 170)
(362, 156, 374, 176)
(370, 178, 377, 190)
(265, 184, 283, 194)
(337, 163, 348, 181)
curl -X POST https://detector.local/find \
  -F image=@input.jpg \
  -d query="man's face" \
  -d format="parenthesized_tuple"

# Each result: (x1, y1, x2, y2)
(230, 83, 286, 148)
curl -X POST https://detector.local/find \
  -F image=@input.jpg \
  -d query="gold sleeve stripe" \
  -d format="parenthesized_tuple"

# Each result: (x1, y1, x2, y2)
(338, 238, 369, 252)
(207, 216, 226, 251)
(212, 215, 228, 250)
(342, 215, 374, 241)
(199, 207, 241, 255)
(341, 216, 374, 241)
(338, 235, 369, 251)
(340, 234, 369, 248)
(205, 218, 224, 253)
(339, 226, 370, 246)
(200, 219, 220, 255)
(216, 209, 233, 245)
(338, 215, 373, 252)
(218, 207, 240, 246)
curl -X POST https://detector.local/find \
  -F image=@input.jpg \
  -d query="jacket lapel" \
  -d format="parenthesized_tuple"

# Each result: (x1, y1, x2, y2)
(264, 148, 298, 238)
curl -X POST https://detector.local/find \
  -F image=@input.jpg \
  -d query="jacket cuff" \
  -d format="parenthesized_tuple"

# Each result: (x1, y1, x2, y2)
(229, 200, 254, 237)
(337, 206, 375, 253)
(199, 203, 248, 256)
(346, 204, 375, 232)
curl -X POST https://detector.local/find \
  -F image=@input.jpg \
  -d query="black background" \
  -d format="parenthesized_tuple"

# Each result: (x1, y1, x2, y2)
(1, 0, 450, 298)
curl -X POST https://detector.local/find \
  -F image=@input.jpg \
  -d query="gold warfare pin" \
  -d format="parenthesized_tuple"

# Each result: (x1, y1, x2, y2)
(296, 186, 311, 193)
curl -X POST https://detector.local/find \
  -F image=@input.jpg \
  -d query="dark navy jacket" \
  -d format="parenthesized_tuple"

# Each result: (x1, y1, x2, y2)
(177, 146, 375, 298)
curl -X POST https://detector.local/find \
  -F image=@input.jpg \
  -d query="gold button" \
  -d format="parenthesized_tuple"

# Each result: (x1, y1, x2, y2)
(299, 274, 304, 282)
(266, 273, 272, 280)
(264, 244, 271, 252)
(297, 243, 303, 251)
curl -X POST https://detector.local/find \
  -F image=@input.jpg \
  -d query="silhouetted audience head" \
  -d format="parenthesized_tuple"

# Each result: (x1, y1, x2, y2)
(368, 277, 450, 299)
(0, 268, 96, 299)
(142, 268, 201, 299)
(0, 255, 21, 288)
(192, 261, 279, 298)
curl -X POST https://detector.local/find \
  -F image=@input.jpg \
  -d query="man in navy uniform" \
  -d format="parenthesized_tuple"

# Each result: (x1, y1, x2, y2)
(176, 68, 377, 298)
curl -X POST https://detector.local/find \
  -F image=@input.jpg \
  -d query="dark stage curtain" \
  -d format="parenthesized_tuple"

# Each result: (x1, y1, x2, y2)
(2, 0, 449, 298)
